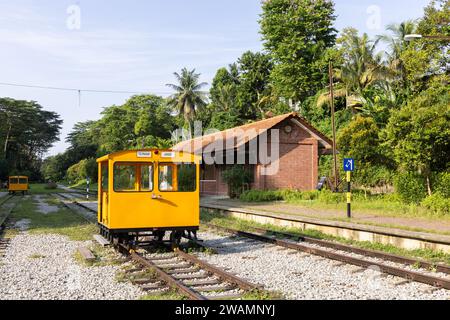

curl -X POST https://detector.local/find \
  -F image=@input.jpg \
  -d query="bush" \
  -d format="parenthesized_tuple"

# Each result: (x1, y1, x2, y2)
(240, 189, 322, 202)
(394, 172, 427, 204)
(318, 190, 345, 204)
(240, 190, 283, 202)
(66, 158, 98, 185)
(44, 182, 58, 190)
(421, 192, 450, 215)
(434, 172, 450, 198)
(221, 166, 253, 198)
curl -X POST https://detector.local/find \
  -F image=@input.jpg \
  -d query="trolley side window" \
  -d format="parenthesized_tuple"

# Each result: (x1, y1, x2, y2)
(159, 163, 196, 192)
(9, 178, 19, 184)
(113, 163, 154, 192)
(101, 163, 109, 192)
(19, 178, 28, 184)
(114, 164, 136, 191)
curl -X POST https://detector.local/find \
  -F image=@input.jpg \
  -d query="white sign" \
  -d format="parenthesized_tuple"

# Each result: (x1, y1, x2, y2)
(137, 151, 152, 158)
(161, 152, 176, 158)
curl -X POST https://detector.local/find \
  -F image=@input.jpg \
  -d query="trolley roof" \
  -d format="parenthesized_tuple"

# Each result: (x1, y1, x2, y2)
(96, 149, 200, 163)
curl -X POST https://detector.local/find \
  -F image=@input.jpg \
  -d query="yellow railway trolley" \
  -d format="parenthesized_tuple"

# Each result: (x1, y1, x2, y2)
(97, 149, 200, 246)
(8, 176, 29, 195)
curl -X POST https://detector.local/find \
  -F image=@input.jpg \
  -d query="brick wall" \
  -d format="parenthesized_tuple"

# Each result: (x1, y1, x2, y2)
(256, 120, 319, 191)
(200, 118, 321, 195)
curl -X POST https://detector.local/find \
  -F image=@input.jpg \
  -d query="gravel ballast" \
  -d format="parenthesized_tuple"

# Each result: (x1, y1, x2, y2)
(196, 230, 450, 300)
(0, 194, 144, 301)
(0, 233, 144, 300)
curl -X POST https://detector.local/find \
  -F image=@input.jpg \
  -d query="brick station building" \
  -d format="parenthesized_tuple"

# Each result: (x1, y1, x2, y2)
(173, 112, 333, 196)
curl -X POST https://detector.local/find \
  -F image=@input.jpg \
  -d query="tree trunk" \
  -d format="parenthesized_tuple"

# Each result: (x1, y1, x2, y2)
(3, 123, 12, 159)
(426, 175, 432, 196)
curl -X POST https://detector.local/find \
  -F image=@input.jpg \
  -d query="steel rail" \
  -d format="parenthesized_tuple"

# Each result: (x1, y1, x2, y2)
(122, 245, 207, 300)
(205, 223, 450, 290)
(205, 223, 450, 275)
(174, 248, 260, 291)
(55, 194, 97, 224)
(56, 193, 97, 215)
(0, 195, 16, 227)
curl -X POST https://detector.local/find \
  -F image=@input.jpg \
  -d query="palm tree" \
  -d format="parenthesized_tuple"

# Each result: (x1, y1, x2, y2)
(377, 20, 417, 86)
(214, 84, 236, 112)
(166, 68, 208, 127)
(317, 28, 390, 111)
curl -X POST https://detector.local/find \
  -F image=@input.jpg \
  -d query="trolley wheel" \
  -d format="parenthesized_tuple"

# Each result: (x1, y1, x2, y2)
(170, 231, 183, 249)
(154, 230, 166, 242)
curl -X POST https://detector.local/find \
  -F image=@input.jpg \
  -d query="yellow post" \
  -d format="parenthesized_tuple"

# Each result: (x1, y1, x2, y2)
(346, 171, 351, 218)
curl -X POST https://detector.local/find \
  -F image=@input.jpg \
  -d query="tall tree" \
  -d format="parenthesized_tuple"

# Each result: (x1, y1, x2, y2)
(166, 68, 208, 128)
(260, 0, 337, 103)
(97, 94, 174, 153)
(316, 28, 389, 112)
(377, 20, 417, 90)
(0, 98, 62, 179)
(236, 51, 274, 120)
(401, 0, 450, 93)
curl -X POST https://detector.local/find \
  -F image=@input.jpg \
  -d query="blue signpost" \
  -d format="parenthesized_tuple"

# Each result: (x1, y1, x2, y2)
(343, 159, 355, 218)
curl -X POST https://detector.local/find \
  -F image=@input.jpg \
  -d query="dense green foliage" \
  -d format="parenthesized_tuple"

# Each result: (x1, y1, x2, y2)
(42, 94, 175, 184)
(260, 0, 337, 103)
(385, 80, 449, 193)
(394, 172, 428, 204)
(66, 158, 97, 185)
(0, 98, 62, 180)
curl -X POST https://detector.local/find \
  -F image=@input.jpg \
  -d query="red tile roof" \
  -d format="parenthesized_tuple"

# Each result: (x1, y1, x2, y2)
(172, 112, 333, 153)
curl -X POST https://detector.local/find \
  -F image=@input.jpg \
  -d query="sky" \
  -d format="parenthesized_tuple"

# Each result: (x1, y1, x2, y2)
(0, 0, 430, 156)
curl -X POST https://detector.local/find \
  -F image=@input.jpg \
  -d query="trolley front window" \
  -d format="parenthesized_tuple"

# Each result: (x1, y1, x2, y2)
(113, 163, 154, 192)
(158, 163, 196, 192)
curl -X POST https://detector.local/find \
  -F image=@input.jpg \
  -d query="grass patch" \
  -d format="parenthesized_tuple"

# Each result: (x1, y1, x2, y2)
(67, 181, 99, 193)
(241, 289, 284, 300)
(201, 210, 450, 265)
(139, 289, 186, 300)
(28, 184, 66, 195)
(3, 228, 20, 238)
(239, 189, 450, 220)
(116, 266, 159, 284)
(10, 195, 97, 241)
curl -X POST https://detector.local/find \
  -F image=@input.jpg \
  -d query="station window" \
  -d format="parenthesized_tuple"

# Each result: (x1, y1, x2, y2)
(159, 163, 196, 192)
(113, 163, 154, 192)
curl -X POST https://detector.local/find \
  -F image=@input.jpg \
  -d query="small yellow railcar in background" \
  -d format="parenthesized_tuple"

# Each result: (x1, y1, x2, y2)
(8, 176, 29, 195)
(97, 149, 200, 247)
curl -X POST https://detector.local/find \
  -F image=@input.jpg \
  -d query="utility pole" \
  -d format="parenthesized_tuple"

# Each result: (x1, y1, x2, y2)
(329, 60, 339, 192)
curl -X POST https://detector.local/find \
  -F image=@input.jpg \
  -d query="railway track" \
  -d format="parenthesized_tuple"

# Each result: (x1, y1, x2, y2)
(55, 193, 262, 300)
(55, 193, 97, 220)
(0, 195, 20, 260)
(119, 244, 261, 300)
(204, 223, 450, 291)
